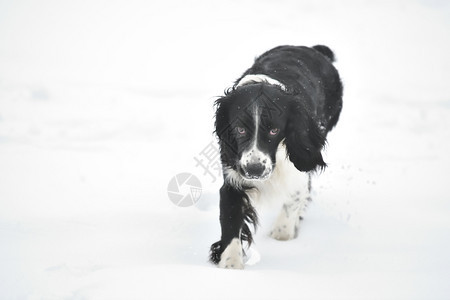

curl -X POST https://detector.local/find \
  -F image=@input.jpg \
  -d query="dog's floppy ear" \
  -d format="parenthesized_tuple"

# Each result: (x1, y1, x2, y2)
(284, 102, 327, 172)
(214, 95, 238, 166)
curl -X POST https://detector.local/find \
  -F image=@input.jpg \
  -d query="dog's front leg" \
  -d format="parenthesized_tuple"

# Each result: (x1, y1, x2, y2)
(210, 183, 247, 269)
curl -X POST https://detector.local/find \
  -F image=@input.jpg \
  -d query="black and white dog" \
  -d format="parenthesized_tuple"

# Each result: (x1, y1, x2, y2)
(210, 45, 343, 269)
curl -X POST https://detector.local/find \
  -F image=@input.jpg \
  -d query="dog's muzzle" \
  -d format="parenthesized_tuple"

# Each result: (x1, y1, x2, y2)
(239, 149, 273, 180)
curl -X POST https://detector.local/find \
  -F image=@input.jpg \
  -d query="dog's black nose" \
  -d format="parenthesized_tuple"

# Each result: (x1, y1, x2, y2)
(245, 163, 265, 179)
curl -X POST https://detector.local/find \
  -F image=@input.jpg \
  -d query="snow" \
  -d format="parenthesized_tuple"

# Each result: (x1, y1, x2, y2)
(1, 0, 450, 299)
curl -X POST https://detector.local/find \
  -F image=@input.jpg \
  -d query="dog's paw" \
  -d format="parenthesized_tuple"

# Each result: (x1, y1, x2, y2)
(218, 238, 244, 269)
(269, 223, 297, 241)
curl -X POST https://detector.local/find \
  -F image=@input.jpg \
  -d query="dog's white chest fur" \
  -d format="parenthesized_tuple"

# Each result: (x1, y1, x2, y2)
(250, 144, 310, 207)
(223, 143, 311, 250)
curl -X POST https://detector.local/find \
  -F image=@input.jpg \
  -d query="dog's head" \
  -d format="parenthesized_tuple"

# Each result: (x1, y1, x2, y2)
(215, 84, 326, 181)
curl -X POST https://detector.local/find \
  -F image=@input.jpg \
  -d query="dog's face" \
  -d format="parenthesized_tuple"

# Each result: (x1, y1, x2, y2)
(216, 84, 327, 180)
(215, 84, 289, 180)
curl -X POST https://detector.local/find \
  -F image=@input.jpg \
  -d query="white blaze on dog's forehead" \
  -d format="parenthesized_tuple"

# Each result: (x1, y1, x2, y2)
(242, 105, 263, 163)
(252, 105, 259, 150)
(238, 105, 273, 180)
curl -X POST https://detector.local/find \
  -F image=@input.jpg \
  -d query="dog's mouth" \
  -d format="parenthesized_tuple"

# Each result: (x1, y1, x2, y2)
(243, 173, 271, 181)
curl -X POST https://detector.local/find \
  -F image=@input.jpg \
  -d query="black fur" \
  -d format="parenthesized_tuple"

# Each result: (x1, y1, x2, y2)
(210, 184, 257, 264)
(210, 45, 343, 265)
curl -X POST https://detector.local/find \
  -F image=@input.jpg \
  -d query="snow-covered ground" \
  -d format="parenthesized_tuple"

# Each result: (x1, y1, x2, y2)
(1, 0, 450, 299)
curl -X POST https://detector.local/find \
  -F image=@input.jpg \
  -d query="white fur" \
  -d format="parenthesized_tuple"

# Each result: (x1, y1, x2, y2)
(224, 143, 310, 240)
(236, 74, 287, 92)
(240, 146, 273, 179)
(239, 106, 273, 180)
(218, 238, 244, 269)
(269, 199, 307, 240)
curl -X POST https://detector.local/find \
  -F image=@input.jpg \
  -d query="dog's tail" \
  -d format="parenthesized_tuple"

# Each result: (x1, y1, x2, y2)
(312, 45, 336, 62)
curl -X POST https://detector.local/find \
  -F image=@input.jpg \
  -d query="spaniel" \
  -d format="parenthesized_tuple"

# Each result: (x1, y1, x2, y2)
(210, 45, 343, 269)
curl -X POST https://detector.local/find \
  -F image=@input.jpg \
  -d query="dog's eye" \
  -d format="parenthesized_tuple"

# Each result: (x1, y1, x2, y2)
(269, 128, 279, 136)
(236, 127, 246, 135)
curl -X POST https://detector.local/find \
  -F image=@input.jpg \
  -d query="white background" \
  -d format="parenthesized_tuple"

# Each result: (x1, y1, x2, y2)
(1, 0, 450, 299)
